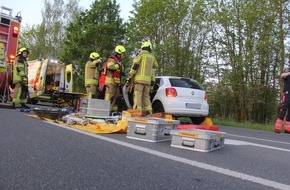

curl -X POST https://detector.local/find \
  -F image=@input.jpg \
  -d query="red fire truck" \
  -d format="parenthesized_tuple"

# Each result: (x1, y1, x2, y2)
(0, 6, 22, 103)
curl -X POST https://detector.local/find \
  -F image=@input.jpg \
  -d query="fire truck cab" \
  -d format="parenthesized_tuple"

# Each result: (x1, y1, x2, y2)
(0, 6, 22, 103)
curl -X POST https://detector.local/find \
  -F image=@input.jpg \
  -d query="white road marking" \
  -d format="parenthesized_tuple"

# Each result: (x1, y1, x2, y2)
(225, 139, 290, 152)
(47, 121, 290, 190)
(226, 134, 290, 145)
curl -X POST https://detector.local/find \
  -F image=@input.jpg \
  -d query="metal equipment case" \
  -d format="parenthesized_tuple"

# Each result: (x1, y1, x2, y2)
(79, 98, 110, 117)
(126, 117, 180, 142)
(170, 129, 225, 152)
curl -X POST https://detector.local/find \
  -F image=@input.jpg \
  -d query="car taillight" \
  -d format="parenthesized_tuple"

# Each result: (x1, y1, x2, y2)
(204, 92, 208, 101)
(165, 88, 177, 97)
(12, 26, 19, 37)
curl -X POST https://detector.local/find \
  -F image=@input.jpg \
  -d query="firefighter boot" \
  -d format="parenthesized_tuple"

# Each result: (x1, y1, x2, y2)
(274, 118, 283, 133)
(284, 121, 290, 134)
(20, 103, 30, 109)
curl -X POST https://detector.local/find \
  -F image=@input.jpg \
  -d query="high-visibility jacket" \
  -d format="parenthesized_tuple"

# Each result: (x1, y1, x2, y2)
(129, 50, 158, 85)
(13, 56, 28, 84)
(85, 59, 101, 86)
(103, 55, 122, 85)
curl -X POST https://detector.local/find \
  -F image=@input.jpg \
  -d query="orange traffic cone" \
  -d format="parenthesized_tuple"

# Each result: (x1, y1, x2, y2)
(274, 118, 283, 133)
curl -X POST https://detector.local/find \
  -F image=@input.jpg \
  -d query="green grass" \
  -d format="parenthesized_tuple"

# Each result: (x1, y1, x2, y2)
(176, 117, 275, 132)
(212, 118, 274, 132)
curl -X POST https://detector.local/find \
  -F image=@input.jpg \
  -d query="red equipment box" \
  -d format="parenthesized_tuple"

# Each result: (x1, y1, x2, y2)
(177, 124, 219, 131)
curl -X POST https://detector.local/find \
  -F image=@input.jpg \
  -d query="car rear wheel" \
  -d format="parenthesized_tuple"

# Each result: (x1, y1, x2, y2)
(190, 116, 206, 125)
(152, 101, 164, 113)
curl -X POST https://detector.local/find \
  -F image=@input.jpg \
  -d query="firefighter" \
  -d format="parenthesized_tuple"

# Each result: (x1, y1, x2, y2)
(126, 40, 158, 115)
(85, 52, 101, 99)
(12, 47, 30, 109)
(274, 71, 290, 133)
(104, 45, 126, 112)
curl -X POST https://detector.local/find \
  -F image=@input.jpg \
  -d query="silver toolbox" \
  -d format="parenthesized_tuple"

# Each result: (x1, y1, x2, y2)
(170, 129, 225, 152)
(126, 117, 180, 142)
(79, 98, 110, 117)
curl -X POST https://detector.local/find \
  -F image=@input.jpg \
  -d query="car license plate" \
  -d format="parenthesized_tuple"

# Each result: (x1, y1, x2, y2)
(186, 103, 201, 109)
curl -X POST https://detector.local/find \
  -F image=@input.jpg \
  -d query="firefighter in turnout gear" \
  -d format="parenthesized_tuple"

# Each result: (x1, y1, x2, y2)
(85, 52, 101, 98)
(274, 71, 290, 133)
(104, 45, 126, 112)
(12, 47, 30, 108)
(126, 41, 158, 114)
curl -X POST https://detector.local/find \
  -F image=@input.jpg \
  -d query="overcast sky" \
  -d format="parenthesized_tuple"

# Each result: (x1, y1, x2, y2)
(1, 0, 133, 26)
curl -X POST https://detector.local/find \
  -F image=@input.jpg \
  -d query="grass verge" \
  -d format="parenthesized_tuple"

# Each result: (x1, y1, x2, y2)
(213, 118, 274, 132)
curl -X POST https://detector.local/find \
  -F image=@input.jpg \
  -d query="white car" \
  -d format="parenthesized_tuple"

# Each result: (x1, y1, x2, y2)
(123, 76, 209, 124)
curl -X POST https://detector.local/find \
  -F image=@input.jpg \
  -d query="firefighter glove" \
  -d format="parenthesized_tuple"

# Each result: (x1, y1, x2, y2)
(126, 77, 131, 83)
(125, 77, 131, 87)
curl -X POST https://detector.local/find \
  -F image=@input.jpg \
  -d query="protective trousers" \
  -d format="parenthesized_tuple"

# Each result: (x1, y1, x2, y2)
(12, 83, 28, 104)
(133, 83, 152, 114)
(275, 92, 290, 132)
(104, 84, 119, 112)
(86, 84, 97, 99)
(278, 93, 290, 120)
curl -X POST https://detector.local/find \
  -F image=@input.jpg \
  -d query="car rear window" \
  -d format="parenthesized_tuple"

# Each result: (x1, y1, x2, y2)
(169, 78, 203, 90)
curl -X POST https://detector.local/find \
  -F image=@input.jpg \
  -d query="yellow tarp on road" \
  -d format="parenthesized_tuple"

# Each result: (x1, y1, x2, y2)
(28, 113, 214, 134)
(28, 114, 128, 134)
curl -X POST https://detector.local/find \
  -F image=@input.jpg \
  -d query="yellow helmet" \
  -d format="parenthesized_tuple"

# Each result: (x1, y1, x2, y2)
(18, 47, 30, 55)
(141, 41, 152, 50)
(115, 45, 126, 54)
(90, 52, 100, 59)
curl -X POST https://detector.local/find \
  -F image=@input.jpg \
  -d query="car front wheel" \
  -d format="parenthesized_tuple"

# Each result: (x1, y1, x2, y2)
(190, 116, 206, 125)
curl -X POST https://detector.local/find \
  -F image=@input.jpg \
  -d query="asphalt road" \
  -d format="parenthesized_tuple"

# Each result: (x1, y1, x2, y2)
(1, 106, 290, 190)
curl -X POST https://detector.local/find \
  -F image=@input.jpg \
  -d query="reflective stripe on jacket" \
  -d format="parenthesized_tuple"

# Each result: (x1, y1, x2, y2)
(85, 59, 100, 86)
(131, 50, 158, 85)
(13, 56, 28, 84)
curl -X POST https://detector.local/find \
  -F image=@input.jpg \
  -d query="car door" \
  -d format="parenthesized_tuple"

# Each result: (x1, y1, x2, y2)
(150, 77, 161, 102)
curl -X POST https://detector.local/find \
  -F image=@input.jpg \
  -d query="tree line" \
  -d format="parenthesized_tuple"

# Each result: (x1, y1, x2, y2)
(19, 0, 290, 124)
